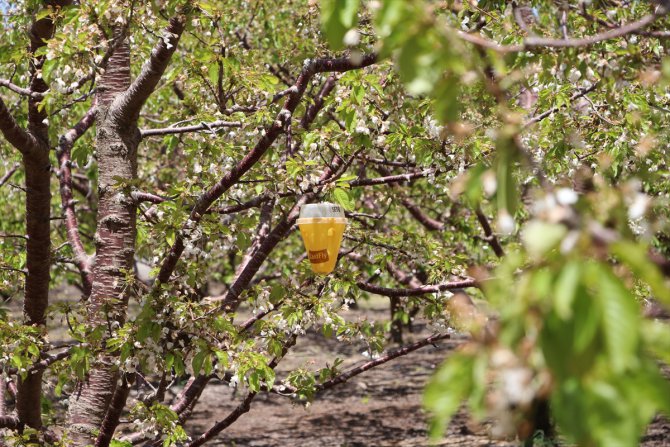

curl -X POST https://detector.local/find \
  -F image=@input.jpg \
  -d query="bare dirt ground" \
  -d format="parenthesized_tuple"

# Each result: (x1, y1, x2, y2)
(8, 287, 669, 446)
(183, 302, 670, 447)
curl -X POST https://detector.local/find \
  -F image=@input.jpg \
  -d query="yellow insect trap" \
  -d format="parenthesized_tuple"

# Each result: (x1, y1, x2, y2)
(297, 202, 347, 274)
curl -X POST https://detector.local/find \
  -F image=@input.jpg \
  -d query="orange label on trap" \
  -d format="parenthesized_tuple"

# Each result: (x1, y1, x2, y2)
(308, 249, 329, 264)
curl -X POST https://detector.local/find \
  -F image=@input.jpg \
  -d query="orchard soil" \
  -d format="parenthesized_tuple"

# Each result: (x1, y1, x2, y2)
(183, 298, 670, 447)
(26, 289, 670, 446)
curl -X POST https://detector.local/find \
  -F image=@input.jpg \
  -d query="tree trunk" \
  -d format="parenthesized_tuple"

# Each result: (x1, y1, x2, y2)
(15, 0, 75, 429)
(66, 33, 139, 446)
(390, 297, 403, 344)
(17, 150, 51, 430)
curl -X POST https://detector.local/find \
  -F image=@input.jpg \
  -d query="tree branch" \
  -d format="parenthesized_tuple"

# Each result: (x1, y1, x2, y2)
(154, 53, 377, 286)
(386, 261, 423, 289)
(348, 169, 436, 187)
(357, 279, 478, 297)
(95, 374, 133, 447)
(523, 83, 598, 127)
(300, 74, 338, 130)
(0, 79, 43, 99)
(207, 155, 347, 313)
(186, 330, 302, 447)
(140, 120, 242, 138)
(186, 392, 256, 447)
(375, 165, 444, 231)
(0, 415, 19, 430)
(474, 206, 505, 258)
(0, 96, 40, 155)
(0, 163, 19, 188)
(456, 7, 668, 53)
(130, 191, 172, 204)
(56, 106, 96, 294)
(401, 197, 445, 231)
(113, 4, 193, 121)
(315, 333, 451, 392)
(0, 374, 6, 419)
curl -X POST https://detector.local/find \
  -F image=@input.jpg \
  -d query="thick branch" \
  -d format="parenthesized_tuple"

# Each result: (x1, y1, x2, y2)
(0, 79, 43, 99)
(357, 279, 478, 297)
(186, 392, 256, 447)
(171, 375, 210, 419)
(113, 5, 192, 121)
(0, 415, 19, 429)
(375, 165, 444, 231)
(401, 197, 444, 231)
(131, 191, 171, 204)
(386, 261, 423, 289)
(186, 331, 302, 447)
(300, 75, 337, 130)
(0, 96, 39, 155)
(211, 156, 344, 311)
(95, 374, 133, 447)
(56, 106, 96, 294)
(0, 375, 5, 418)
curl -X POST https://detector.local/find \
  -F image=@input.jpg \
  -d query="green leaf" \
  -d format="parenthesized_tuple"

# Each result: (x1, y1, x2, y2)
(237, 231, 251, 251)
(321, 0, 359, 51)
(433, 76, 461, 123)
(35, 7, 53, 21)
(215, 350, 229, 368)
(192, 349, 207, 376)
(595, 263, 640, 373)
(71, 142, 91, 167)
(111, 441, 133, 447)
(522, 221, 567, 260)
(611, 240, 670, 307)
(41, 58, 58, 82)
(248, 371, 260, 391)
(375, 0, 405, 38)
(352, 84, 365, 105)
(495, 140, 519, 219)
(333, 187, 354, 211)
(554, 260, 581, 319)
(398, 32, 439, 95)
(424, 353, 475, 438)
(641, 320, 670, 365)
(269, 284, 284, 304)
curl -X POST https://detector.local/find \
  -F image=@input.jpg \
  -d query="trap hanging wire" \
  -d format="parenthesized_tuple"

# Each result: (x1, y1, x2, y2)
(297, 202, 347, 274)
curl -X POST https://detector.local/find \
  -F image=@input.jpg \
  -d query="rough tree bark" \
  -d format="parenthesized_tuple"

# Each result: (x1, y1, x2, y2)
(66, 7, 189, 442)
(16, 0, 73, 431)
(65, 30, 136, 445)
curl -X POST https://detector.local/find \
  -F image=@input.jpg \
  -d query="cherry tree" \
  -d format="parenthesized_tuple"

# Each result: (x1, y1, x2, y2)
(0, 0, 669, 446)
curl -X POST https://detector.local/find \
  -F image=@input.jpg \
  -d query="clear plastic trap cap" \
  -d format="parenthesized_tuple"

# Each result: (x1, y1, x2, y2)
(299, 202, 345, 219)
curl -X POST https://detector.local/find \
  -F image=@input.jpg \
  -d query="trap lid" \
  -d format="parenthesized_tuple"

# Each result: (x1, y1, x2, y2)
(299, 202, 345, 219)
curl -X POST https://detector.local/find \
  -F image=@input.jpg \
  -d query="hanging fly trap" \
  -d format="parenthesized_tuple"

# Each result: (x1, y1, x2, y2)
(297, 203, 347, 274)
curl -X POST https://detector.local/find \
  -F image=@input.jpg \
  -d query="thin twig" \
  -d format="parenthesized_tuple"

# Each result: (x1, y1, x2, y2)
(457, 7, 667, 53)
(0, 163, 19, 188)
(315, 333, 451, 392)
(140, 120, 242, 138)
